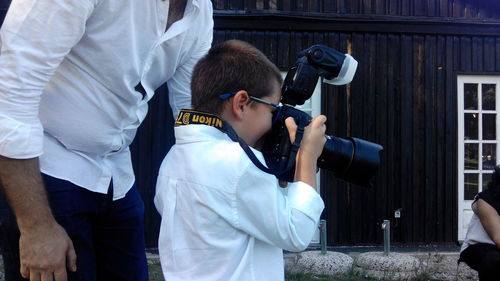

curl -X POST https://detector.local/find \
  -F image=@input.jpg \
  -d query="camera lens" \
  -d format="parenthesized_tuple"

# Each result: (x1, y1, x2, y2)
(318, 136, 383, 186)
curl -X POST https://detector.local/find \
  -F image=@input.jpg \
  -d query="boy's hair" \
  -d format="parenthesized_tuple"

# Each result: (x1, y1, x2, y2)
(191, 40, 283, 115)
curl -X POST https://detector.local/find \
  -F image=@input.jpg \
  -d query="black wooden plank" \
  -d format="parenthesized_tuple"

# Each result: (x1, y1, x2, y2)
(399, 35, 414, 243)
(387, 34, 402, 242)
(471, 36, 483, 72)
(374, 33, 389, 244)
(413, 35, 427, 243)
(423, 35, 437, 243)
(276, 31, 290, 69)
(229, 0, 244, 10)
(435, 35, 446, 242)
(348, 32, 366, 244)
(451, 36, 461, 242)
(460, 37, 472, 72)
(388, 0, 399, 15)
(361, 33, 378, 243)
(263, 31, 278, 65)
(427, 0, 437, 17)
(414, 0, 426, 16)
(337, 0, 346, 14)
(375, 0, 385, 14)
(497, 38, 500, 72)
(244, 0, 256, 9)
(452, 0, 464, 18)
(439, 0, 448, 17)
(213, 13, 500, 36)
(362, 0, 372, 14)
(483, 37, 495, 72)
(443, 36, 459, 242)
(401, 0, 411, 16)
(349, 0, 361, 14)
(323, 0, 336, 13)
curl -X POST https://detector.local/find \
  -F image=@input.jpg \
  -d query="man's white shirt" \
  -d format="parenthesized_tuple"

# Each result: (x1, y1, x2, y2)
(0, 0, 213, 199)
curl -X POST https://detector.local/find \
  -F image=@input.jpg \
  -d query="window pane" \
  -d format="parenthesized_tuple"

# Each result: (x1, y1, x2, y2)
(482, 144, 497, 170)
(483, 173, 493, 190)
(482, 84, 496, 110)
(464, 113, 478, 140)
(465, 143, 479, 170)
(464, 83, 478, 110)
(483, 114, 496, 140)
(464, 173, 479, 200)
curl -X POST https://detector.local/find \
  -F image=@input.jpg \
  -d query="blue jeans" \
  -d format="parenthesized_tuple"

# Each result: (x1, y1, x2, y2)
(0, 174, 149, 281)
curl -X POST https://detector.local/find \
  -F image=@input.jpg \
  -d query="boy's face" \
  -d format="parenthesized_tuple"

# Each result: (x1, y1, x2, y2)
(242, 81, 282, 148)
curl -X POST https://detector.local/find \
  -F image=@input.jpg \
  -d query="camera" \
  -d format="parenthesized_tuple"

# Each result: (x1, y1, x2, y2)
(261, 45, 383, 186)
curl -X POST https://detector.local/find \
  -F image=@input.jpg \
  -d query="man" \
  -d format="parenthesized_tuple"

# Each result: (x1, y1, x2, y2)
(0, 0, 213, 279)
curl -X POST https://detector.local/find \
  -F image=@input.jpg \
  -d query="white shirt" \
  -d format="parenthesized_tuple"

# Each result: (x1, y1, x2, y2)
(154, 124, 325, 281)
(0, 0, 213, 199)
(461, 213, 495, 252)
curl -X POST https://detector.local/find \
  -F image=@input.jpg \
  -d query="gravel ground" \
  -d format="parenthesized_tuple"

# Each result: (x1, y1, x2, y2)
(1, 252, 479, 281)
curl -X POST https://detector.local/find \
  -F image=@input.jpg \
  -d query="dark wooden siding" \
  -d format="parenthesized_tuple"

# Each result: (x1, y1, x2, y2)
(213, 28, 500, 245)
(1, 0, 499, 248)
(212, 0, 500, 19)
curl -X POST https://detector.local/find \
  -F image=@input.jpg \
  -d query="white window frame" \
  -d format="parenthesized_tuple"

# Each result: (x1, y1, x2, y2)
(457, 75, 500, 241)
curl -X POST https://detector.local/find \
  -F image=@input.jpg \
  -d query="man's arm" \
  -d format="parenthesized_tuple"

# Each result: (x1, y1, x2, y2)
(473, 198, 500, 249)
(0, 156, 76, 281)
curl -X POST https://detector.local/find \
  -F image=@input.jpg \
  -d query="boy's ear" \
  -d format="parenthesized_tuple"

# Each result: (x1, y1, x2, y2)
(231, 90, 250, 120)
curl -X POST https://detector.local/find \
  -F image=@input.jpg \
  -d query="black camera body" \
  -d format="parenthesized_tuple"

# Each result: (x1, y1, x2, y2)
(262, 45, 383, 186)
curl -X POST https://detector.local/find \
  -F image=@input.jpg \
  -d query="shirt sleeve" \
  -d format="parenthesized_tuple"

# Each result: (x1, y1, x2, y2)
(233, 164, 325, 252)
(0, 0, 96, 158)
(167, 13, 213, 118)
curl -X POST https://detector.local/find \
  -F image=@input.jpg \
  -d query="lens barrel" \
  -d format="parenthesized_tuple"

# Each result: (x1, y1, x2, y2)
(318, 136, 383, 186)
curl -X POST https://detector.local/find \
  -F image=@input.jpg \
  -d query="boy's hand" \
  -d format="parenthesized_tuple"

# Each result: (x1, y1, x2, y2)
(285, 116, 327, 158)
(285, 116, 327, 188)
(297, 115, 327, 160)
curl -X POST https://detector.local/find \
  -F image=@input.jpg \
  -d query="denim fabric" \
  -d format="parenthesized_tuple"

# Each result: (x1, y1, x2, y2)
(0, 174, 148, 281)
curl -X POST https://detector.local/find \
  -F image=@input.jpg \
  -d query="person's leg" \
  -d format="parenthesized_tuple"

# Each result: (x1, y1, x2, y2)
(93, 185, 148, 281)
(460, 243, 500, 281)
(0, 197, 25, 281)
(0, 175, 102, 281)
(40, 174, 105, 281)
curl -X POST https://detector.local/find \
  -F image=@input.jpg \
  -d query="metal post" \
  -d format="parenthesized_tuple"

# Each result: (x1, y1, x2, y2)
(319, 219, 327, 254)
(381, 220, 390, 256)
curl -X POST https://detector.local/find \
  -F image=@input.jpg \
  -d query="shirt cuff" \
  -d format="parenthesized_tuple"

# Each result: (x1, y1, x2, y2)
(287, 181, 325, 223)
(0, 114, 43, 159)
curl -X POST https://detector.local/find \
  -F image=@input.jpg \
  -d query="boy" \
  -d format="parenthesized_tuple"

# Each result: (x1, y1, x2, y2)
(154, 40, 326, 281)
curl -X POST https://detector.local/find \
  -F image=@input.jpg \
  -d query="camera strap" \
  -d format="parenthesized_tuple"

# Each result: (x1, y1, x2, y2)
(175, 109, 281, 176)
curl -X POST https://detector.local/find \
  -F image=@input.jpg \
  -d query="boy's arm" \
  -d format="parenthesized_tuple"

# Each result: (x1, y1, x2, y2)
(234, 115, 327, 252)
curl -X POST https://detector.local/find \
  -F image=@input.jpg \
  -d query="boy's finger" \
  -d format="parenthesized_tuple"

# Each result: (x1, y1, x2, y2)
(284, 117, 298, 142)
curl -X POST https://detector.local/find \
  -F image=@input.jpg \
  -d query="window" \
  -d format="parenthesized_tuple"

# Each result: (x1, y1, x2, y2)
(458, 75, 500, 240)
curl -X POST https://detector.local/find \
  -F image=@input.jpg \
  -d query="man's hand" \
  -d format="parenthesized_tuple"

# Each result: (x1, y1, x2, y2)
(19, 222, 77, 281)
(0, 156, 77, 281)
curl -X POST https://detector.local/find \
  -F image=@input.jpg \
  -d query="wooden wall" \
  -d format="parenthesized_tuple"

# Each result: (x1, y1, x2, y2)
(212, 18, 500, 245)
(1, 0, 499, 247)
(212, 0, 500, 19)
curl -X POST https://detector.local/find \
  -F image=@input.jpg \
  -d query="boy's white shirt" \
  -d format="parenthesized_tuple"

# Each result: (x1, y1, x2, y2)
(154, 124, 325, 281)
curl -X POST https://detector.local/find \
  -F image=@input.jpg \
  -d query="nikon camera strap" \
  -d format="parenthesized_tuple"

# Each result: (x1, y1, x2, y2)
(175, 109, 303, 178)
